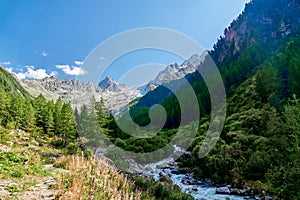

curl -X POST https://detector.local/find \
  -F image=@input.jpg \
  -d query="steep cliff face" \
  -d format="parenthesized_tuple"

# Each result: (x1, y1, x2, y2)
(211, 0, 300, 65)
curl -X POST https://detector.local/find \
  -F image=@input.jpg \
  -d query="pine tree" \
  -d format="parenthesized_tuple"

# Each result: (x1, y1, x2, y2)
(94, 97, 112, 131)
(10, 94, 25, 129)
(45, 108, 55, 136)
(0, 87, 10, 126)
(58, 103, 77, 145)
(255, 63, 278, 102)
(21, 97, 36, 132)
(33, 94, 47, 133)
(53, 97, 63, 136)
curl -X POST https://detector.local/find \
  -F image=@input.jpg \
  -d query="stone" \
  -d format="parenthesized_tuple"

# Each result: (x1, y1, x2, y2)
(230, 188, 247, 196)
(159, 175, 172, 184)
(192, 186, 198, 191)
(0, 189, 10, 197)
(216, 186, 231, 194)
(264, 196, 273, 200)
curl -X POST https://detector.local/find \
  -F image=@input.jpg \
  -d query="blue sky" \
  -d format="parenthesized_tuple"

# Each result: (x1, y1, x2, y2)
(0, 0, 250, 85)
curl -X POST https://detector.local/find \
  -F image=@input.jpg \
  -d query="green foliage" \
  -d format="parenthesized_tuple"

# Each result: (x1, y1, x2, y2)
(57, 103, 77, 145)
(255, 64, 278, 102)
(0, 66, 29, 96)
(132, 175, 193, 200)
(75, 98, 111, 151)
(5, 184, 19, 193)
(0, 149, 49, 179)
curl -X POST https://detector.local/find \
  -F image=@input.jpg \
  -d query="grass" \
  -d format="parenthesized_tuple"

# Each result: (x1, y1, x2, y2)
(0, 148, 51, 180)
(56, 155, 149, 200)
(0, 127, 191, 199)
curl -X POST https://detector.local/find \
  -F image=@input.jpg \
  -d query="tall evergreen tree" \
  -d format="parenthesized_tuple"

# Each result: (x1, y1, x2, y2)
(10, 94, 25, 129)
(58, 103, 77, 145)
(255, 63, 278, 102)
(33, 94, 47, 133)
(0, 87, 10, 126)
(53, 97, 64, 136)
(21, 97, 36, 132)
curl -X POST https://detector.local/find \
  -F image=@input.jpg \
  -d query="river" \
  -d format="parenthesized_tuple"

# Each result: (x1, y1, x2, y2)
(129, 146, 247, 200)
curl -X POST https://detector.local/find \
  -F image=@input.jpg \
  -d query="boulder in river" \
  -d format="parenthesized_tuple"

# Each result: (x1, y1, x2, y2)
(159, 175, 172, 184)
(230, 188, 248, 196)
(216, 185, 231, 194)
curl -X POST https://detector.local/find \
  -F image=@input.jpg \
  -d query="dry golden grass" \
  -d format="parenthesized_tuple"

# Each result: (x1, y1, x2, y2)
(56, 156, 144, 200)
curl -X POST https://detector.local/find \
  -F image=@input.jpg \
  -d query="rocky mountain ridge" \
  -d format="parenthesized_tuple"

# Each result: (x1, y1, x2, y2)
(20, 76, 141, 115)
(138, 52, 208, 94)
(19, 53, 206, 114)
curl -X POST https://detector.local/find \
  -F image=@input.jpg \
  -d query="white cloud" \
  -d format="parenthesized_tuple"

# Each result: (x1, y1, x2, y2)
(7, 66, 54, 80)
(1, 61, 11, 65)
(41, 51, 48, 57)
(25, 66, 50, 79)
(50, 71, 58, 77)
(15, 72, 26, 80)
(74, 61, 83, 65)
(5, 67, 13, 73)
(56, 64, 86, 75)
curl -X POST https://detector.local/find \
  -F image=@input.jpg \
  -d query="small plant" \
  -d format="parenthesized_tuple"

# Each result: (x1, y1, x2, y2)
(5, 184, 19, 193)
(11, 170, 24, 178)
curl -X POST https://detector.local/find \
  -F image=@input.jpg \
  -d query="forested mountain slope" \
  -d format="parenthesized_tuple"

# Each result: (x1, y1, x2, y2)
(0, 66, 29, 96)
(187, 36, 300, 198)
(112, 0, 300, 199)
(130, 0, 300, 128)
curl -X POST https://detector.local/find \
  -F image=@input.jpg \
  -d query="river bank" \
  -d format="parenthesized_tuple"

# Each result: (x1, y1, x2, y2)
(126, 146, 258, 200)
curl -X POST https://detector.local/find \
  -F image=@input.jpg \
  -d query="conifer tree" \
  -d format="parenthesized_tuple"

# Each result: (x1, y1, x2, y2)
(58, 103, 77, 145)
(54, 97, 64, 136)
(10, 94, 25, 129)
(45, 108, 55, 136)
(33, 94, 47, 133)
(0, 87, 10, 126)
(22, 97, 36, 132)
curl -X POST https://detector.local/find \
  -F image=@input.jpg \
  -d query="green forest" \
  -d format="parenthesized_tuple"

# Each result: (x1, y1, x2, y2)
(110, 0, 300, 199)
(1, 0, 300, 199)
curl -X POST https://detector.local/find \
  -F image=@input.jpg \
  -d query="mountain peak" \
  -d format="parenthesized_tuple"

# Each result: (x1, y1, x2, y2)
(98, 76, 123, 92)
(98, 76, 117, 88)
(182, 51, 208, 67)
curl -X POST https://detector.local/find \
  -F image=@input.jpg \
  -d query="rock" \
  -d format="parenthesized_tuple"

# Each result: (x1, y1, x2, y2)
(264, 196, 273, 200)
(171, 169, 181, 174)
(21, 75, 142, 115)
(159, 175, 172, 183)
(157, 164, 170, 169)
(0, 189, 10, 197)
(231, 188, 248, 196)
(182, 180, 189, 185)
(44, 178, 57, 186)
(192, 186, 198, 191)
(41, 190, 54, 198)
(44, 164, 54, 170)
(144, 166, 152, 172)
(31, 140, 40, 146)
(0, 144, 10, 152)
(216, 186, 231, 194)
(159, 171, 164, 176)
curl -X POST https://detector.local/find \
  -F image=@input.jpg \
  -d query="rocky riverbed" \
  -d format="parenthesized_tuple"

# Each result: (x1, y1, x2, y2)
(140, 159, 246, 199)
(127, 146, 271, 200)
